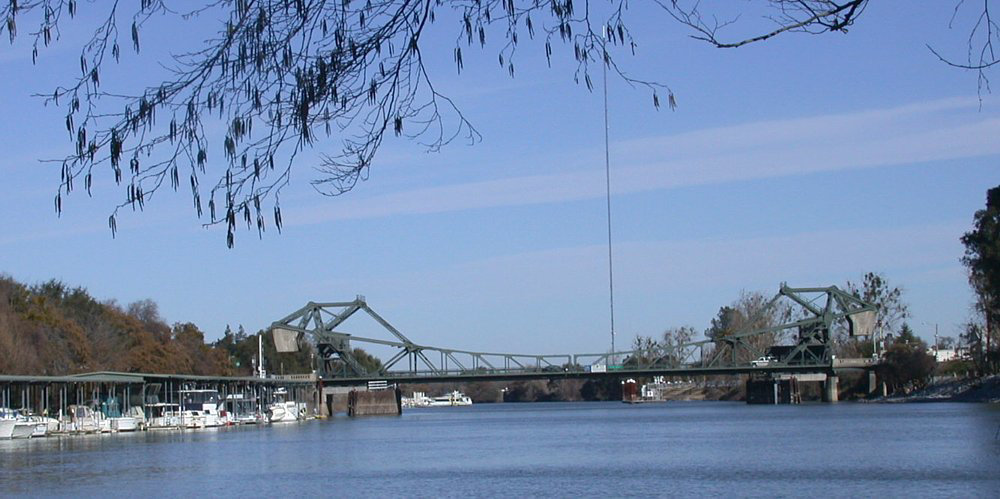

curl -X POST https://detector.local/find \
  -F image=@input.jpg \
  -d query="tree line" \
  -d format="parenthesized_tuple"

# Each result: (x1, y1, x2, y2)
(0, 275, 310, 376)
(625, 272, 947, 398)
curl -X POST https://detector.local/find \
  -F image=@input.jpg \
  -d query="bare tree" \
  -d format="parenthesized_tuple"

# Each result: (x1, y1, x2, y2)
(927, 1, 1000, 100)
(664, 0, 868, 48)
(705, 290, 793, 363)
(2, 1, 991, 244)
(845, 272, 909, 335)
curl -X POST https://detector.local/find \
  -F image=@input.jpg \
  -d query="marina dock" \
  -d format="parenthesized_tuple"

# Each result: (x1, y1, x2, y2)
(0, 371, 318, 436)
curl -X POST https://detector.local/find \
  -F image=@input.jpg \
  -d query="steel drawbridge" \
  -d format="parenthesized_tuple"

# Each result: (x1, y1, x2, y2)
(269, 284, 878, 386)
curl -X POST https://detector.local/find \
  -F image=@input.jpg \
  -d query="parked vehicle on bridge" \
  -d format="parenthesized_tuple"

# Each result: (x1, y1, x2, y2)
(751, 356, 776, 367)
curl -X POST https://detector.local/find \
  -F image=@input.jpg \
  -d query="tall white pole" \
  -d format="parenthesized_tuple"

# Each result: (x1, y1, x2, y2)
(258, 333, 264, 378)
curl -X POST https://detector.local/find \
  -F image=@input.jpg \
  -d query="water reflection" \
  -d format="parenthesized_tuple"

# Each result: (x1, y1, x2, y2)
(1, 402, 998, 497)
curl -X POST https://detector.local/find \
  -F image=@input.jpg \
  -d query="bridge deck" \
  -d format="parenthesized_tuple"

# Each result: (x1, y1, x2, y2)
(317, 361, 876, 386)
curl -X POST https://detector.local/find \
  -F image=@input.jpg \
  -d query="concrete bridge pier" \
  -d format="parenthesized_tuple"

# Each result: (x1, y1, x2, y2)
(347, 387, 402, 417)
(823, 375, 839, 403)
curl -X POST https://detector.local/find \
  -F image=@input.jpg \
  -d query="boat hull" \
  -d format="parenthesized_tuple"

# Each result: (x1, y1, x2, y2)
(11, 422, 35, 439)
(268, 402, 301, 423)
(111, 417, 138, 432)
(0, 419, 15, 439)
(31, 422, 47, 438)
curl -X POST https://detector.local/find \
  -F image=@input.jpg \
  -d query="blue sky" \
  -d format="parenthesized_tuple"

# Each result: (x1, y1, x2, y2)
(0, 2, 996, 357)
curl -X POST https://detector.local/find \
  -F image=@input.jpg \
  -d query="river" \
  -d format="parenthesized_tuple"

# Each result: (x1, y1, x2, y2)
(2, 401, 998, 497)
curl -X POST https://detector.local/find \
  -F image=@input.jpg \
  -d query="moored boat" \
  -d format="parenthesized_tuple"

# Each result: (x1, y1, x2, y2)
(267, 388, 302, 423)
(401, 391, 433, 408)
(223, 393, 263, 425)
(101, 396, 138, 432)
(0, 408, 17, 439)
(426, 391, 473, 407)
(144, 403, 181, 430)
(27, 415, 50, 437)
(66, 405, 100, 434)
(9, 410, 36, 439)
(11, 420, 36, 439)
(179, 388, 223, 428)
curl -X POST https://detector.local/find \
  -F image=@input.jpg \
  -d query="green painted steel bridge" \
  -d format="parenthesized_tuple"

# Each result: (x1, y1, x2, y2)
(269, 284, 880, 387)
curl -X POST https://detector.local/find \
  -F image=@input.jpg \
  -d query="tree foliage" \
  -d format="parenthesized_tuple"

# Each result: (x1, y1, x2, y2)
(875, 323, 936, 393)
(0, 273, 315, 376)
(960, 319, 1000, 375)
(213, 324, 315, 375)
(5, 0, 954, 245)
(961, 185, 1000, 359)
(704, 290, 792, 363)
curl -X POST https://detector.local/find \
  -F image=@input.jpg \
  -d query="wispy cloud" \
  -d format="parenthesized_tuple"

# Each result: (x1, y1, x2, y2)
(291, 96, 999, 224)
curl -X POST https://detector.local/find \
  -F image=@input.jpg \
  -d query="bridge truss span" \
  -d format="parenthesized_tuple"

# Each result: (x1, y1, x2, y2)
(269, 284, 878, 385)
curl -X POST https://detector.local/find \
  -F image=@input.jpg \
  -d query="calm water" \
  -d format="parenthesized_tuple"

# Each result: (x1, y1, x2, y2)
(2, 401, 998, 497)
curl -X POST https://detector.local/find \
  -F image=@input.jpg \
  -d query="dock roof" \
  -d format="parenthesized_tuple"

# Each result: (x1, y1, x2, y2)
(1, 371, 315, 385)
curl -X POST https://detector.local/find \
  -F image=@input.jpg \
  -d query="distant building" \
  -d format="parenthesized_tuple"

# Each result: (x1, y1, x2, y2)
(928, 348, 964, 363)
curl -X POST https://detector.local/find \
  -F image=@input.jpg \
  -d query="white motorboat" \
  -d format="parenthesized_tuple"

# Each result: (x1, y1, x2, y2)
(2, 410, 37, 439)
(111, 417, 138, 432)
(43, 416, 60, 434)
(179, 389, 223, 428)
(223, 394, 262, 425)
(0, 408, 18, 439)
(0, 420, 14, 439)
(66, 405, 100, 434)
(100, 396, 138, 432)
(144, 403, 181, 430)
(401, 391, 434, 408)
(426, 391, 473, 407)
(267, 388, 303, 423)
(11, 420, 35, 439)
(1, 409, 50, 439)
(127, 406, 147, 431)
(27, 415, 50, 437)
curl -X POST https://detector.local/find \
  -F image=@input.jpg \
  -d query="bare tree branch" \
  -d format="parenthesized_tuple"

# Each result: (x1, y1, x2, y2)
(3, 1, 985, 246)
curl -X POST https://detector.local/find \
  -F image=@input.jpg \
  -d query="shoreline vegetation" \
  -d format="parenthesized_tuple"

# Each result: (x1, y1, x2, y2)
(0, 275, 313, 378)
(868, 375, 1000, 404)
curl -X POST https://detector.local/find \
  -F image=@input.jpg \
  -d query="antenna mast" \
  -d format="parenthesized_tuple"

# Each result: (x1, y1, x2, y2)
(602, 30, 617, 365)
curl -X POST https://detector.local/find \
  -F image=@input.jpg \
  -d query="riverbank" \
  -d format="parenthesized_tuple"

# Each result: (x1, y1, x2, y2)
(871, 374, 1000, 403)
